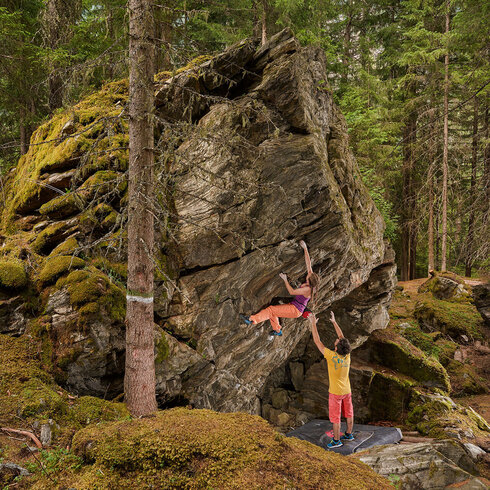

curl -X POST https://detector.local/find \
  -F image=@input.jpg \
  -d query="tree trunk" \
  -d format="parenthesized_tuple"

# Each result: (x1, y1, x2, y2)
(441, 1, 450, 272)
(261, 0, 268, 45)
(42, 0, 82, 111)
(427, 108, 435, 275)
(124, 0, 157, 417)
(465, 96, 479, 277)
(401, 112, 417, 281)
(341, 12, 352, 85)
(19, 106, 28, 155)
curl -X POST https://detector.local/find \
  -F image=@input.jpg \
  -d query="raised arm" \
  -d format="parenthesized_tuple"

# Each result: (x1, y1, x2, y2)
(279, 273, 310, 296)
(308, 314, 325, 354)
(329, 311, 344, 339)
(300, 240, 313, 274)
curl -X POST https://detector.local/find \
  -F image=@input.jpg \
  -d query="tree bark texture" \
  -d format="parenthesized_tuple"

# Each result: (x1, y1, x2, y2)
(401, 112, 417, 281)
(465, 96, 479, 277)
(441, 1, 450, 272)
(42, 0, 82, 111)
(124, 0, 157, 417)
(261, 0, 268, 45)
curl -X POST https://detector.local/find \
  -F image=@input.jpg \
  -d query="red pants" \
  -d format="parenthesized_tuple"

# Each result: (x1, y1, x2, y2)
(329, 393, 354, 424)
(250, 304, 301, 332)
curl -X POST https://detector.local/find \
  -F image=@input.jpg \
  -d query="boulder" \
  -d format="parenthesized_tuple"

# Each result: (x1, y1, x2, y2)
(0, 30, 394, 418)
(473, 283, 490, 327)
(419, 273, 471, 301)
(356, 441, 487, 489)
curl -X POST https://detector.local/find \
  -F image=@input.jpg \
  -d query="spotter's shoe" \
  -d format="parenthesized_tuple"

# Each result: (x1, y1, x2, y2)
(239, 314, 253, 325)
(341, 432, 354, 441)
(327, 439, 343, 448)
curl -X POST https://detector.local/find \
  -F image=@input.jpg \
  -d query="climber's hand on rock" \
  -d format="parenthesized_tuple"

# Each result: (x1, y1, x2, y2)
(330, 311, 336, 323)
(279, 273, 287, 281)
(299, 240, 307, 250)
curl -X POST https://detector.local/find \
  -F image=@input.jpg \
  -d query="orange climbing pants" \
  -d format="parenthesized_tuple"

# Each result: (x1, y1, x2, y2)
(250, 304, 302, 333)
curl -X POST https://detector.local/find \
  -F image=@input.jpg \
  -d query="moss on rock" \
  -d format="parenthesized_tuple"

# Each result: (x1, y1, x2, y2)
(56, 267, 125, 323)
(414, 293, 485, 340)
(44, 408, 391, 490)
(407, 389, 490, 439)
(364, 329, 450, 392)
(38, 256, 86, 285)
(0, 257, 28, 290)
(49, 236, 79, 257)
(39, 193, 85, 219)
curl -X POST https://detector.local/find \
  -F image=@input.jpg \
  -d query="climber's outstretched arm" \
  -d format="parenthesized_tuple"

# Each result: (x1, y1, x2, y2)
(329, 311, 344, 339)
(308, 314, 325, 354)
(279, 273, 310, 296)
(300, 240, 313, 275)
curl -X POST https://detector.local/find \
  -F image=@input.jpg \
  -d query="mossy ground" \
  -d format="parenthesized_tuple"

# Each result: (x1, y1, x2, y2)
(25, 408, 391, 489)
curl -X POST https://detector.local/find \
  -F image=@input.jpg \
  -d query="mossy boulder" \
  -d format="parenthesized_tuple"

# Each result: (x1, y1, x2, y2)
(0, 333, 129, 449)
(38, 256, 86, 285)
(414, 293, 485, 340)
(36, 408, 391, 490)
(0, 258, 28, 290)
(56, 268, 125, 323)
(407, 389, 490, 439)
(39, 193, 85, 219)
(358, 328, 450, 392)
(367, 371, 414, 422)
(418, 272, 471, 303)
(31, 220, 78, 255)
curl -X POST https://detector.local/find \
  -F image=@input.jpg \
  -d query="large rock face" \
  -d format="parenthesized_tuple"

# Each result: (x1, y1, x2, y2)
(0, 29, 394, 420)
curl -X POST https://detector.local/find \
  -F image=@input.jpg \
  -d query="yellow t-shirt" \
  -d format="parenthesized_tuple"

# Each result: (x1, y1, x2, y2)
(324, 347, 351, 395)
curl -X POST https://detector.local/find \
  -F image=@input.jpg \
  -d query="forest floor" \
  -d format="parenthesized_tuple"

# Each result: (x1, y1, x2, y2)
(396, 276, 490, 424)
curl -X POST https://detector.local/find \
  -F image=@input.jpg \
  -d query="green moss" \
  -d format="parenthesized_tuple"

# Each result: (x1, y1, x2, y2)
(50, 408, 391, 490)
(69, 396, 129, 427)
(39, 193, 85, 219)
(414, 293, 485, 340)
(368, 371, 414, 421)
(407, 390, 490, 438)
(400, 325, 441, 358)
(155, 331, 169, 363)
(56, 267, 125, 323)
(31, 221, 71, 254)
(366, 329, 450, 392)
(79, 170, 125, 201)
(38, 256, 86, 285)
(20, 378, 67, 418)
(0, 258, 28, 289)
(91, 258, 127, 283)
(50, 237, 79, 257)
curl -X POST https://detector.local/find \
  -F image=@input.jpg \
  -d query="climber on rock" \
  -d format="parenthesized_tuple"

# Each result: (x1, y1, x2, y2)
(240, 240, 319, 337)
(309, 311, 354, 449)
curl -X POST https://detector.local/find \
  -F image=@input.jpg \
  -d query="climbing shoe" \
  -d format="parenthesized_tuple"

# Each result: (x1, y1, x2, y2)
(239, 314, 253, 325)
(340, 432, 354, 441)
(327, 439, 343, 448)
(270, 330, 282, 336)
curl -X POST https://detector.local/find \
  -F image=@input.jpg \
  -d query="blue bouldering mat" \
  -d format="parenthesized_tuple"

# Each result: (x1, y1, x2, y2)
(286, 419, 402, 456)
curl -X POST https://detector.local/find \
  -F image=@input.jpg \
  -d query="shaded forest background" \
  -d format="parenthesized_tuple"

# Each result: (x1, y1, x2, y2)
(1, 0, 489, 280)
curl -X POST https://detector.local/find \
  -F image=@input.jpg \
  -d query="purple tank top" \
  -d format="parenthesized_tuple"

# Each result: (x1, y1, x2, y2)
(290, 294, 310, 313)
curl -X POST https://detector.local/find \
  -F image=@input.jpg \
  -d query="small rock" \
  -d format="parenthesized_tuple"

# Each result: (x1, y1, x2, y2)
(40, 419, 53, 446)
(454, 350, 464, 362)
(271, 389, 289, 410)
(0, 462, 30, 479)
(463, 443, 486, 461)
(460, 334, 469, 343)
(397, 322, 411, 331)
(296, 412, 310, 426)
(276, 412, 291, 426)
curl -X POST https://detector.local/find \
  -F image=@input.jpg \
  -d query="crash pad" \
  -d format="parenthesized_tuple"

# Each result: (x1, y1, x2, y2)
(286, 419, 402, 456)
